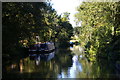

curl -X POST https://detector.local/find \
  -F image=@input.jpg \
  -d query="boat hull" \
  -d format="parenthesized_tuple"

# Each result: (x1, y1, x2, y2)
(28, 42, 55, 54)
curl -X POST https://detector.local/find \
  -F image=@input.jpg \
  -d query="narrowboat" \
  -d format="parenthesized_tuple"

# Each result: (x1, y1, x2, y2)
(29, 42, 55, 53)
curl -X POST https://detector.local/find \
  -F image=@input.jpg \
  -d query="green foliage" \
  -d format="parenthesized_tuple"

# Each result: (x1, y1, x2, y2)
(74, 2, 120, 61)
(2, 2, 73, 57)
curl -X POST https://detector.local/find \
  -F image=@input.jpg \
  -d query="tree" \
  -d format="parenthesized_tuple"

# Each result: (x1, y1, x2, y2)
(74, 2, 120, 61)
(2, 2, 74, 58)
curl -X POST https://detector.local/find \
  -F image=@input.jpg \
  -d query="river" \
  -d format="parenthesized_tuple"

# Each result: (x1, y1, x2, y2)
(2, 45, 120, 79)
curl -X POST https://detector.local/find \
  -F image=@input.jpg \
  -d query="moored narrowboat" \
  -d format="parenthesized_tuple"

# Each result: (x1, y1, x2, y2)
(28, 42, 55, 53)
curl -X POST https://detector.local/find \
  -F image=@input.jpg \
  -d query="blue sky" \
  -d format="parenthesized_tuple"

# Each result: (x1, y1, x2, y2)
(51, 0, 84, 27)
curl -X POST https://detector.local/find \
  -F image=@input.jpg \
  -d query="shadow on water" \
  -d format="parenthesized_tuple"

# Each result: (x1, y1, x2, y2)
(2, 47, 73, 79)
(2, 45, 120, 79)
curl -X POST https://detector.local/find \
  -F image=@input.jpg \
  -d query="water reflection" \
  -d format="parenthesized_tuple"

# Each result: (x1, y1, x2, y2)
(29, 51, 55, 65)
(2, 45, 120, 79)
(69, 55, 82, 78)
(57, 46, 85, 78)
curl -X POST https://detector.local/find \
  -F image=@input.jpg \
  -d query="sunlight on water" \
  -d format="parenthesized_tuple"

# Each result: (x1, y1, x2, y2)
(69, 55, 82, 78)
(57, 45, 84, 78)
(3, 45, 119, 78)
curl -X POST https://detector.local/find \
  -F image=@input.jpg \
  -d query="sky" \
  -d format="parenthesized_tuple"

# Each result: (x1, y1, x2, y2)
(51, 0, 84, 27)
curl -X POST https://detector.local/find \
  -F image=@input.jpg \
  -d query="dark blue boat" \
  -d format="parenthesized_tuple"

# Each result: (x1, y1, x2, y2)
(29, 42, 55, 54)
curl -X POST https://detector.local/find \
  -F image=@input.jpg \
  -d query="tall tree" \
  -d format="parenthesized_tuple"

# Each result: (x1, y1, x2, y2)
(74, 2, 120, 61)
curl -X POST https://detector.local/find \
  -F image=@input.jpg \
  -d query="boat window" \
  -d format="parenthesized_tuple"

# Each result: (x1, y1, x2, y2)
(40, 44, 47, 48)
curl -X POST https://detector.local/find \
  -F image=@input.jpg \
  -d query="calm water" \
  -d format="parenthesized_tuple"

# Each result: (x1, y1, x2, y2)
(2, 45, 120, 79)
